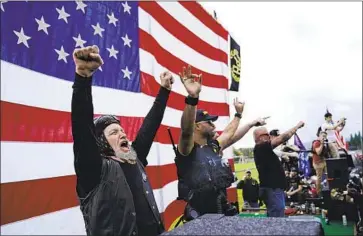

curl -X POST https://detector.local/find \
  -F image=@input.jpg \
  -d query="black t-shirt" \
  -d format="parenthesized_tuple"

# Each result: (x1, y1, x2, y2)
(121, 163, 161, 236)
(254, 142, 287, 189)
(288, 175, 303, 191)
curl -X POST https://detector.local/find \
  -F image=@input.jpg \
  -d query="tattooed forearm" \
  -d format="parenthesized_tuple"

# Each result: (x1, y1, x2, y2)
(282, 128, 297, 142)
(271, 126, 298, 148)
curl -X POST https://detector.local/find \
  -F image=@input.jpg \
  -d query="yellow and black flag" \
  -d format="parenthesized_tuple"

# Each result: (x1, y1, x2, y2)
(229, 36, 241, 91)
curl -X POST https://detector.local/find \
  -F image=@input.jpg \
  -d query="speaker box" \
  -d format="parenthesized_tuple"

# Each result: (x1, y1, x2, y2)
(162, 214, 324, 235)
(326, 158, 349, 189)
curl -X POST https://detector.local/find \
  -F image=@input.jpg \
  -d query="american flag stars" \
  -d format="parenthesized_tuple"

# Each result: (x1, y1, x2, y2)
(122, 66, 132, 79)
(1, 0, 7, 12)
(56, 6, 70, 23)
(107, 12, 118, 26)
(73, 34, 87, 48)
(107, 45, 119, 59)
(75, 0, 87, 14)
(9, 1, 135, 80)
(55, 46, 70, 63)
(91, 23, 105, 37)
(122, 1, 131, 15)
(122, 34, 132, 48)
(35, 16, 51, 35)
(13, 27, 31, 48)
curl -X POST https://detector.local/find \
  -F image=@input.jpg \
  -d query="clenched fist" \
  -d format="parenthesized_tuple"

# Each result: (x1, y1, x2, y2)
(160, 71, 174, 90)
(73, 45, 104, 78)
(233, 98, 245, 114)
(297, 121, 305, 129)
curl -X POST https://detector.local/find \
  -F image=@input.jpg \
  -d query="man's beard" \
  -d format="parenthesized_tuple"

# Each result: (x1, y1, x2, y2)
(115, 146, 137, 164)
(204, 130, 215, 140)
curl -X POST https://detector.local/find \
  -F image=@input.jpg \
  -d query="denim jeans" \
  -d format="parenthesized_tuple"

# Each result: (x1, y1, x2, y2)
(244, 200, 259, 208)
(260, 187, 285, 217)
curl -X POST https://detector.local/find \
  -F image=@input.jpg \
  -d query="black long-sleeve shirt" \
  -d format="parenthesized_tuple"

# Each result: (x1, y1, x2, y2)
(72, 73, 170, 236)
(237, 178, 260, 202)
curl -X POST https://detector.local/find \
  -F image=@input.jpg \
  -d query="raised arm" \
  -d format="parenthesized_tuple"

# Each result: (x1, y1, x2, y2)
(71, 46, 104, 192)
(236, 179, 245, 189)
(271, 121, 305, 149)
(323, 118, 345, 131)
(132, 72, 172, 166)
(336, 124, 345, 132)
(217, 98, 244, 150)
(223, 117, 267, 150)
(177, 65, 202, 156)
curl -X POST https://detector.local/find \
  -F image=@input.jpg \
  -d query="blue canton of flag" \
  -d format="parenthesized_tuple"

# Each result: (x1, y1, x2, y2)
(294, 134, 311, 178)
(1, 1, 140, 92)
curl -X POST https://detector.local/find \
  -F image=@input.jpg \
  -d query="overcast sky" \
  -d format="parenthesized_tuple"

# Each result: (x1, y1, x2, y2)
(201, 2, 362, 148)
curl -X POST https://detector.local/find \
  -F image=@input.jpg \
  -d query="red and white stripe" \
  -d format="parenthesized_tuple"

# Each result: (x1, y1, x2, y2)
(1, 2, 237, 234)
(335, 130, 347, 151)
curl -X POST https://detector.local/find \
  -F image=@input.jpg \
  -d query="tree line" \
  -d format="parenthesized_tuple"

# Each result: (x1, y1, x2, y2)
(348, 131, 362, 150)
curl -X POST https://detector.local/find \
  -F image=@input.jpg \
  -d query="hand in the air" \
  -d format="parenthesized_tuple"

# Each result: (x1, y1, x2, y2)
(234, 98, 245, 114)
(160, 71, 174, 90)
(179, 65, 202, 98)
(73, 45, 104, 78)
(297, 121, 305, 129)
(252, 117, 267, 127)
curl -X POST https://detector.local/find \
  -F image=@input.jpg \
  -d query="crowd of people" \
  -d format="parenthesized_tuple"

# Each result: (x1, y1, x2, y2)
(70, 45, 352, 236)
(237, 109, 349, 217)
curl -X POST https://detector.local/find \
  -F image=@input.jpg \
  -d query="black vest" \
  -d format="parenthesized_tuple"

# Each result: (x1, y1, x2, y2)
(175, 142, 234, 200)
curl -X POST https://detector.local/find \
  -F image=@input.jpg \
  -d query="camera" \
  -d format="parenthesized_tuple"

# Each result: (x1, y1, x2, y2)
(323, 139, 329, 145)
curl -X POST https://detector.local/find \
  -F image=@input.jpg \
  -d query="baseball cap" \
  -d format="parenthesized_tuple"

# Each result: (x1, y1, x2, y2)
(195, 109, 218, 123)
(246, 170, 251, 174)
(269, 129, 280, 137)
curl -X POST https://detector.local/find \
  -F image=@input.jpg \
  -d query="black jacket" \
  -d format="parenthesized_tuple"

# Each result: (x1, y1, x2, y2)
(237, 178, 259, 202)
(71, 73, 170, 236)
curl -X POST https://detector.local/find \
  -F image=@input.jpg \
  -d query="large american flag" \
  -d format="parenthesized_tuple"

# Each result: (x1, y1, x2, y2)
(1, 1, 236, 234)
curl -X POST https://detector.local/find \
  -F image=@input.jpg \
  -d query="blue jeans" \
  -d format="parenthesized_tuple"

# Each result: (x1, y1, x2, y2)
(260, 187, 285, 217)
(244, 200, 259, 208)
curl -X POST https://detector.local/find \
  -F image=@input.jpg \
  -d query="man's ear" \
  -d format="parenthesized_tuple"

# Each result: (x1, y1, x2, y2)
(195, 123, 201, 131)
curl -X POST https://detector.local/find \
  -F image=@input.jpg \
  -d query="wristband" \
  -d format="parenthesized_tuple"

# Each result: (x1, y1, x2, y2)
(234, 113, 242, 119)
(185, 96, 199, 106)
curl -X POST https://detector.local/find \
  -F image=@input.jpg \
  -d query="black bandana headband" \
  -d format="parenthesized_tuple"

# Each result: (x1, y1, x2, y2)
(94, 115, 120, 157)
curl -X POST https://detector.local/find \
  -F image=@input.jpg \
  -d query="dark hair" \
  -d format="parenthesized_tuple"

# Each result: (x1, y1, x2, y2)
(324, 109, 332, 118)
(269, 129, 280, 136)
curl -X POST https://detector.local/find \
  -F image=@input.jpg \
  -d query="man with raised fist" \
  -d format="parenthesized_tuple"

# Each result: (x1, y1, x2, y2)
(71, 45, 173, 236)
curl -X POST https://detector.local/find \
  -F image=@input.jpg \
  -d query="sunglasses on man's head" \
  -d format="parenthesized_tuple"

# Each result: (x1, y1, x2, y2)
(258, 133, 270, 138)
